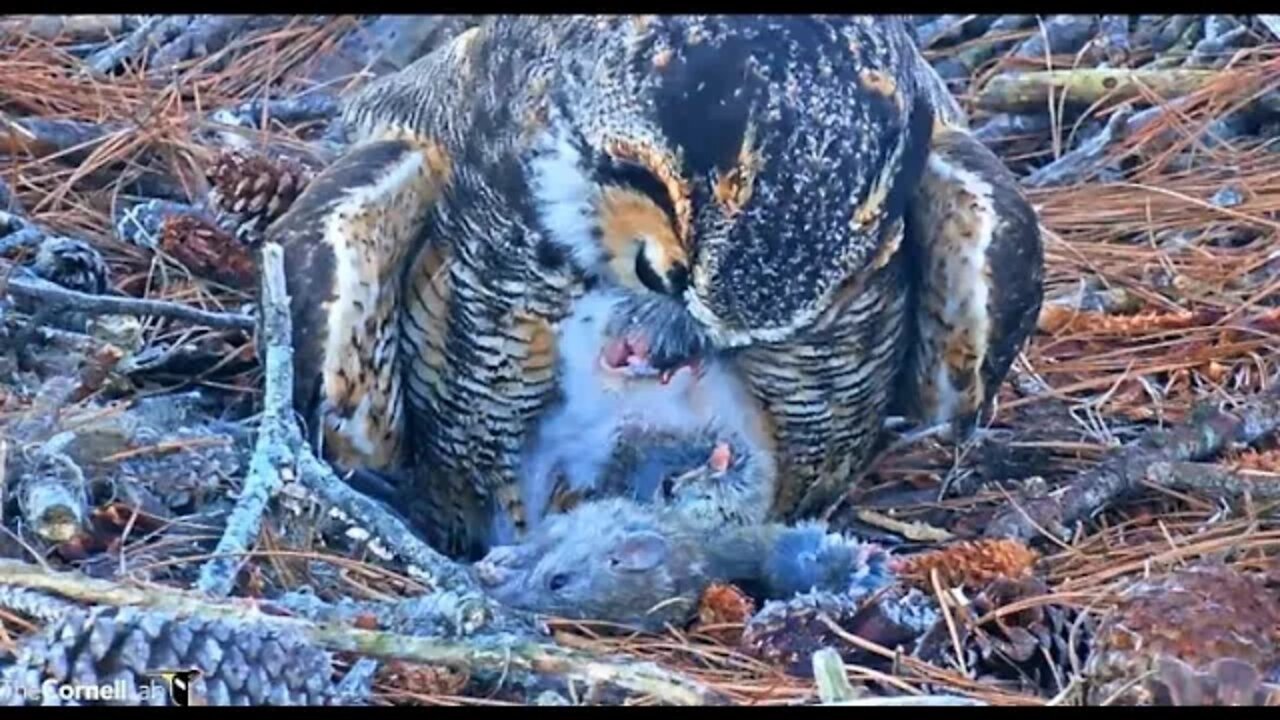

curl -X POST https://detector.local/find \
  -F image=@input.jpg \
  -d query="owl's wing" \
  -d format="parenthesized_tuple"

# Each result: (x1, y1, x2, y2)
(394, 206, 572, 561)
(897, 120, 1044, 438)
(266, 137, 451, 472)
(270, 22, 571, 560)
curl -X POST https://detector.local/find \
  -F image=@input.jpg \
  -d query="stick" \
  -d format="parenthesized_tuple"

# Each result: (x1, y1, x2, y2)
(912, 15, 971, 50)
(0, 269, 256, 331)
(197, 241, 474, 592)
(0, 15, 131, 41)
(1024, 105, 1133, 189)
(1094, 15, 1132, 67)
(195, 243, 292, 596)
(1186, 24, 1249, 68)
(976, 68, 1216, 114)
(1152, 16, 1199, 54)
(215, 94, 340, 128)
(295, 450, 478, 593)
(930, 16, 1032, 82)
(0, 559, 723, 706)
(1258, 15, 1280, 42)
(303, 15, 478, 85)
(1024, 96, 1203, 189)
(985, 388, 1280, 542)
(972, 113, 1053, 147)
(83, 15, 186, 76)
(1143, 461, 1280, 503)
(0, 116, 119, 160)
(149, 15, 254, 69)
(1011, 15, 1097, 60)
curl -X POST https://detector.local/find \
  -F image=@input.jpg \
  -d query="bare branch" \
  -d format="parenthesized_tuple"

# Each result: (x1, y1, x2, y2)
(1, 269, 256, 331)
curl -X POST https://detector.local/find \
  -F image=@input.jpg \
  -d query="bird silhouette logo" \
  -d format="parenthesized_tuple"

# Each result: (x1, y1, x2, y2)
(152, 669, 203, 706)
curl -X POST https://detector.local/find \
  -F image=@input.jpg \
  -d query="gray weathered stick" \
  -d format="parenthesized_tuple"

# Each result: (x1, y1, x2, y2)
(986, 387, 1280, 542)
(84, 15, 191, 76)
(1258, 15, 1280, 42)
(206, 242, 473, 592)
(1144, 461, 1280, 504)
(295, 450, 478, 593)
(0, 269, 256, 331)
(0, 559, 724, 705)
(195, 243, 292, 596)
(1024, 105, 1134, 188)
(0, 15, 132, 41)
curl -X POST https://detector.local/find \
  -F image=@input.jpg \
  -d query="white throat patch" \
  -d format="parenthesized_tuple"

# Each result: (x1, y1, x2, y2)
(527, 125, 603, 273)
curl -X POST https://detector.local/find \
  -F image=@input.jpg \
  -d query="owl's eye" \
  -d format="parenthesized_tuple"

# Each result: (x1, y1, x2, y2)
(634, 243, 668, 294)
(597, 157, 677, 221)
(548, 573, 571, 591)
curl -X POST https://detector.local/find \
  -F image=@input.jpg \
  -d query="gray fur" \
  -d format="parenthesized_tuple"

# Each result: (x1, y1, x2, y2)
(472, 496, 893, 632)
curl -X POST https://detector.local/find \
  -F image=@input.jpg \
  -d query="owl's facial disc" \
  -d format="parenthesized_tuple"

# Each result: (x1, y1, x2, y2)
(595, 185, 690, 297)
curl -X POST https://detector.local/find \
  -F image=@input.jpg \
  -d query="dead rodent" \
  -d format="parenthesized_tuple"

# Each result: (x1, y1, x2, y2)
(473, 490, 892, 632)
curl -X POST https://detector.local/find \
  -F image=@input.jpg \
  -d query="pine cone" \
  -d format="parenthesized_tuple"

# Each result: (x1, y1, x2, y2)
(159, 213, 257, 288)
(32, 236, 108, 295)
(692, 582, 755, 644)
(1085, 563, 1280, 705)
(895, 539, 1039, 591)
(207, 149, 312, 243)
(0, 606, 357, 706)
(917, 576, 1088, 694)
(742, 588, 936, 677)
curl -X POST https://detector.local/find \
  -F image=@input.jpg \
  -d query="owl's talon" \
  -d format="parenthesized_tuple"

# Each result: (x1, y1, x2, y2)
(884, 420, 954, 454)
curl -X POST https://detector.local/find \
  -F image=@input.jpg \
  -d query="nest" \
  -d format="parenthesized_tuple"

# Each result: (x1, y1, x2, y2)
(0, 14, 1279, 707)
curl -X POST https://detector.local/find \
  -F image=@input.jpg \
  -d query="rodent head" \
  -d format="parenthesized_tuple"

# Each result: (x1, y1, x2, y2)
(471, 498, 709, 631)
(534, 16, 929, 349)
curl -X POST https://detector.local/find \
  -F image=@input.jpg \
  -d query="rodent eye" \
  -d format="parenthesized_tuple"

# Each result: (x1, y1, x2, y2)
(548, 573, 571, 592)
(634, 243, 668, 294)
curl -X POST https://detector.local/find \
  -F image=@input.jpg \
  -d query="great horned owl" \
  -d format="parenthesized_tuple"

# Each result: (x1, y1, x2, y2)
(268, 16, 1043, 559)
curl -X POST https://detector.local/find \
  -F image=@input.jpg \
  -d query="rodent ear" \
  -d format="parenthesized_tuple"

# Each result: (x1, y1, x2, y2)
(611, 531, 668, 573)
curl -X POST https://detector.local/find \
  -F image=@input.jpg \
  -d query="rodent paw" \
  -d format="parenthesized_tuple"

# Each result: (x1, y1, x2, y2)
(471, 545, 531, 588)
